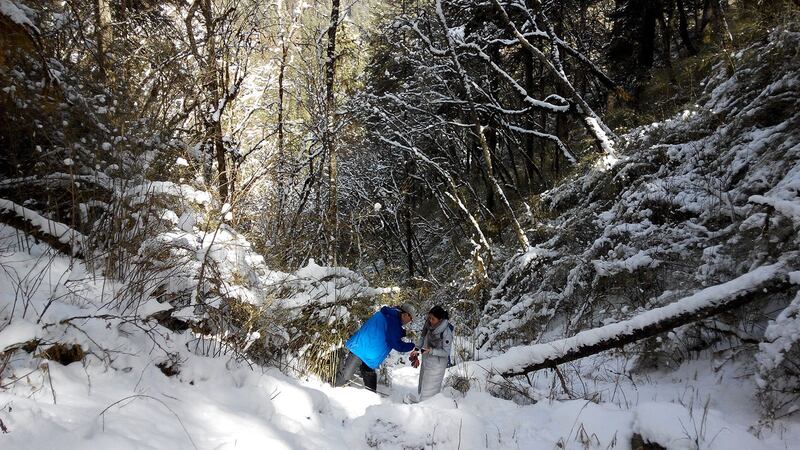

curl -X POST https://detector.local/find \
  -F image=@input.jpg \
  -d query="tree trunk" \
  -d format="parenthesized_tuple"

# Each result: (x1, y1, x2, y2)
(485, 127, 497, 213)
(324, 0, 340, 265)
(95, 0, 113, 82)
(0, 200, 85, 259)
(715, 0, 735, 49)
(213, 120, 228, 202)
(700, 0, 713, 37)
(658, 1, 677, 84)
(199, 0, 228, 201)
(523, 52, 536, 187)
(676, 0, 699, 55)
(404, 153, 415, 279)
(275, 40, 288, 233)
(553, 113, 565, 176)
(638, 0, 658, 75)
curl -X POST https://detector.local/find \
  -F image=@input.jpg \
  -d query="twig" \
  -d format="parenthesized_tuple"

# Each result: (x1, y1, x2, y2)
(457, 418, 463, 450)
(43, 363, 56, 405)
(0, 367, 41, 388)
(0, 352, 11, 378)
(98, 394, 198, 450)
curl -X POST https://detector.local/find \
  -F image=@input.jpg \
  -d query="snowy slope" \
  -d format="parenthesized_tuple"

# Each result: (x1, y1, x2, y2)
(3, 224, 798, 449)
(477, 28, 800, 359)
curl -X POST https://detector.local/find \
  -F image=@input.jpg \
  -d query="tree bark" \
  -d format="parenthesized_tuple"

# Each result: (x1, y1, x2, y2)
(523, 52, 536, 187)
(657, 1, 677, 84)
(638, 0, 658, 75)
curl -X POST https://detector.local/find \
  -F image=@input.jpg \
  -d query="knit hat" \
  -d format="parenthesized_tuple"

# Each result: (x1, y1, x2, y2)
(399, 302, 417, 319)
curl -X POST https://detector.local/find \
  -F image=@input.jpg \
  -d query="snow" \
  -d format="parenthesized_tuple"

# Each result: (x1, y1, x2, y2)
(135, 298, 173, 317)
(585, 117, 616, 155)
(633, 402, 763, 450)
(0, 320, 39, 350)
(0, 0, 35, 28)
(756, 290, 800, 372)
(274, 258, 399, 311)
(749, 162, 800, 225)
(447, 25, 465, 42)
(750, 195, 800, 223)
(592, 251, 657, 276)
(593, 150, 622, 172)
(177, 211, 197, 232)
(123, 181, 212, 206)
(221, 202, 233, 220)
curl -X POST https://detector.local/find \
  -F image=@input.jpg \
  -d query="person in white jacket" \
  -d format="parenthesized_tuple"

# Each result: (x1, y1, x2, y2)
(410, 305, 453, 401)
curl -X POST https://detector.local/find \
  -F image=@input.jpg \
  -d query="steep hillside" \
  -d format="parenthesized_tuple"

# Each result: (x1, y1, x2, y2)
(474, 27, 800, 418)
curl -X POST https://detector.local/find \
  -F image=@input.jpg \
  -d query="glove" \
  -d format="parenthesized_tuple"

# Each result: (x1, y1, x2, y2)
(409, 352, 419, 369)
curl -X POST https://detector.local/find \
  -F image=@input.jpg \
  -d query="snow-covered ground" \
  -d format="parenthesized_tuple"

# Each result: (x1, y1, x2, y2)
(2, 226, 797, 449)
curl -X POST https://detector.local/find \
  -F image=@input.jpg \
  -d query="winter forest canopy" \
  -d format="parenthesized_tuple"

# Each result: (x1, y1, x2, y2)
(1, 0, 800, 448)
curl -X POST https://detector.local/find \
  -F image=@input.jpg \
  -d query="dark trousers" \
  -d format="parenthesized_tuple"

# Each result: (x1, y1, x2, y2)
(334, 351, 377, 391)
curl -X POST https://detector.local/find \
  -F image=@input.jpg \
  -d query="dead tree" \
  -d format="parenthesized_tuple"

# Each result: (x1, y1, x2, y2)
(467, 264, 794, 379)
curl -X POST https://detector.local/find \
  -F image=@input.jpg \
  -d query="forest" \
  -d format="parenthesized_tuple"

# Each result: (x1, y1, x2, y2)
(1, 0, 799, 448)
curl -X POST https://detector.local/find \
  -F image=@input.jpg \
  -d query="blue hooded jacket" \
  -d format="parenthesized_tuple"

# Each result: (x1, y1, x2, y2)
(346, 306, 415, 369)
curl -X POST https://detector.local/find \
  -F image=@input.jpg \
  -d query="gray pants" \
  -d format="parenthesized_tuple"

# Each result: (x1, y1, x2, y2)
(334, 351, 377, 391)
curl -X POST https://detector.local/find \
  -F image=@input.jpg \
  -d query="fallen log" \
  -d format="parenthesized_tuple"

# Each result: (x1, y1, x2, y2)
(0, 198, 85, 258)
(464, 264, 795, 379)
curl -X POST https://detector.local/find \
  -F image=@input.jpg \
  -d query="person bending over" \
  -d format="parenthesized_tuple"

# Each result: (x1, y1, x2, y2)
(334, 303, 416, 391)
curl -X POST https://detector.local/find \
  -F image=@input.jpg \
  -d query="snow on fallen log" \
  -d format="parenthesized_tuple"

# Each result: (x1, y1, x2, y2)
(122, 181, 212, 206)
(0, 198, 85, 257)
(462, 263, 794, 380)
(0, 172, 115, 192)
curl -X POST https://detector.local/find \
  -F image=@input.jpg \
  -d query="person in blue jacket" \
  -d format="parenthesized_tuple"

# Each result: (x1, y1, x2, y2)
(334, 303, 417, 391)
